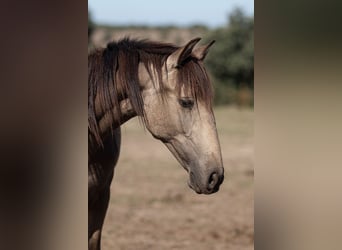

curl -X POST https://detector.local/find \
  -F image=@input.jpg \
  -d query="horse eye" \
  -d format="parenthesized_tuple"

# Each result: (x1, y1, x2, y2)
(179, 98, 194, 109)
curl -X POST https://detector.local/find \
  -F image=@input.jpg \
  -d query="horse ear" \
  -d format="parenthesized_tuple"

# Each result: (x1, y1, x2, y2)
(192, 40, 215, 61)
(168, 37, 201, 68)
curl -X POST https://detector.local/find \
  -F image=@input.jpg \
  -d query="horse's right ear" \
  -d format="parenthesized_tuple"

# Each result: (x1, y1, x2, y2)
(167, 38, 201, 68)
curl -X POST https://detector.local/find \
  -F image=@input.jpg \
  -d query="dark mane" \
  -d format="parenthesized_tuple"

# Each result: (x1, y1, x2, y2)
(88, 38, 213, 145)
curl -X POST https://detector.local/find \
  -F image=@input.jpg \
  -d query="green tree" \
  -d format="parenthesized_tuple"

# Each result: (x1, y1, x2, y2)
(205, 8, 254, 106)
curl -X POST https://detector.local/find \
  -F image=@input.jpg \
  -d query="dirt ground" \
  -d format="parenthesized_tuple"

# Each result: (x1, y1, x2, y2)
(102, 106, 254, 250)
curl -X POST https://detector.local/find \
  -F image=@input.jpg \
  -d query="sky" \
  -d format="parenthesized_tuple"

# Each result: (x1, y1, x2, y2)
(88, 0, 254, 28)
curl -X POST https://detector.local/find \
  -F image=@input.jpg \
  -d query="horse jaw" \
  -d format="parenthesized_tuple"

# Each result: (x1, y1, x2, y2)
(162, 103, 224, 195)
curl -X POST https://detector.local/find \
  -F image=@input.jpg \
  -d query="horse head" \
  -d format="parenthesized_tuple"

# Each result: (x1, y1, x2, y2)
(141, 38, 224, 194)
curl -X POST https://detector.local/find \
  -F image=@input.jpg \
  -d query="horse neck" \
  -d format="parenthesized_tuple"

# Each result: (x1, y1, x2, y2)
(96, 64, 150, 136)
(97, 97, 136, 132)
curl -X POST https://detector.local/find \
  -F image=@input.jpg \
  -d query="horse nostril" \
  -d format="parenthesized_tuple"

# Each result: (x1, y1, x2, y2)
(208, 172, 218, 190)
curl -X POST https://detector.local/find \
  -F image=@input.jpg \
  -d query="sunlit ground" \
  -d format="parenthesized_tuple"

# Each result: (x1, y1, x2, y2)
(102, 106, 254, 250)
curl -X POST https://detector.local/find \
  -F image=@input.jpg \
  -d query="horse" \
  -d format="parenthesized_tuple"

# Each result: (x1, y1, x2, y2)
(88, 37, 224, 250)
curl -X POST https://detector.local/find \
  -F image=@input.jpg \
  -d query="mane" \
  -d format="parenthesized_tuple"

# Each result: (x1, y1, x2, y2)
(88, 37, 213, 146)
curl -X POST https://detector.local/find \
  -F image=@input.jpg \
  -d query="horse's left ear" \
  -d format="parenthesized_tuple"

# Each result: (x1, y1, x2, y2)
(168, 37, 201, 68)
(192, 40, 215, 61)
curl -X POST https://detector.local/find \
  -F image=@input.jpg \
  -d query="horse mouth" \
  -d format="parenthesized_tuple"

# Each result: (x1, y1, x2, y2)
(187, 179, 202, 194)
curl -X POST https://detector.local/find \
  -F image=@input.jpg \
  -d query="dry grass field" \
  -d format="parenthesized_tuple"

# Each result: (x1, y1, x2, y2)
(102, 106, 254, 250)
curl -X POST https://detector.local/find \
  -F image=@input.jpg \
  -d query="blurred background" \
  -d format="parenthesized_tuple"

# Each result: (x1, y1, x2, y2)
(88, 1, 254, 249)
(89, 0, 254, 107)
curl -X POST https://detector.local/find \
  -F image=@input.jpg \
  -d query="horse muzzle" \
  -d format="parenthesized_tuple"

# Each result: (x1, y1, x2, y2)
(188, 168, 224, 194)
